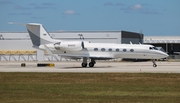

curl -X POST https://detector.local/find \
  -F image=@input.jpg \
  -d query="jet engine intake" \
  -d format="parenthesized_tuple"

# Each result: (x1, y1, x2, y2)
(54, 42, 61, 50)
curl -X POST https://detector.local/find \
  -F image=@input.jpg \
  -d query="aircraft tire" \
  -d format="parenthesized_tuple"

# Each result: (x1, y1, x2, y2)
(89, 62, 94, 67)
(82, 63, 87, 67)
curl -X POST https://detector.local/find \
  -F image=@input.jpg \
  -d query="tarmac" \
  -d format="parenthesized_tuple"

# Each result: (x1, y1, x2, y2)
(0, 61, 180, 73)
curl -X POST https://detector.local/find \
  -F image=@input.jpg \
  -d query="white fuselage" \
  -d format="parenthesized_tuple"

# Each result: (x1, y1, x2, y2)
(39, 40, 168, 60)
(25, 23, 169, 67)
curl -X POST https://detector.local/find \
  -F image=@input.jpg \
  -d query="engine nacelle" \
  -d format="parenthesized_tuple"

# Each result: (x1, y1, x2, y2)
(54, 41, 83, 51)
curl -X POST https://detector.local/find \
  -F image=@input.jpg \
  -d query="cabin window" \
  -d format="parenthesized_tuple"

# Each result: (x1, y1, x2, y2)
(108, 48, 112, 52)
(101, 48, 105, 51)
(130, 49, 134, 52)
(149, 47, 153, 50)
(116, 49, 120, 52)
(123, 49, 127, 52)
(94, 48, 98, 51)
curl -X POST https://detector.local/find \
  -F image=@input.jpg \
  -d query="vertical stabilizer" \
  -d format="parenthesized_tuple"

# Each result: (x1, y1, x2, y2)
(26, 23, 53, 46)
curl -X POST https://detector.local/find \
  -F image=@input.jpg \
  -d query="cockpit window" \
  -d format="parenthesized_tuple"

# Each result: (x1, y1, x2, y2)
(149, 47, 153, 50)
(153, 47, 158, 50)
(149, 47, 158, 50)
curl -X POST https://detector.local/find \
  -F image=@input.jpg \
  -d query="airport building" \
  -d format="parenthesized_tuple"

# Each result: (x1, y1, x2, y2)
(0, 31, 179, 61)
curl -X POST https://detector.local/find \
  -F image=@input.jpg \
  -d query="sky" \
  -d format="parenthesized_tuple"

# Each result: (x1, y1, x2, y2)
(0, 0, 180, 36)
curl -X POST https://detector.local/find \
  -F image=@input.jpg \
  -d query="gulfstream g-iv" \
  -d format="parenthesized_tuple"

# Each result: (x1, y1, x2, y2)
(26, 23, 169, 67)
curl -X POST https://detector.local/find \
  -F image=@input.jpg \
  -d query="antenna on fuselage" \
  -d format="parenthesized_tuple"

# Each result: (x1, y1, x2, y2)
(130, 41, 132, 44)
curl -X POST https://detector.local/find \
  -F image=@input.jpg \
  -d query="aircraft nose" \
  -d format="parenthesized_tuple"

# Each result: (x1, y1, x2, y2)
(161, 52, 169, 58)
(165, 53, 169, 57)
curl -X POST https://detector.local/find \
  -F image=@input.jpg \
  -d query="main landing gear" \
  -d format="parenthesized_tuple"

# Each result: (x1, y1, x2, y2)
(89, 59, 96, 67)
(81, 58, 96, 67)
(152, 60, 157, 67)
(81, 63, 88, 67)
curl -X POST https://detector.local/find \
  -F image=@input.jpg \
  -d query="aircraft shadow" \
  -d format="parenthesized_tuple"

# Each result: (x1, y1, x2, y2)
(59, 66, 113, 69)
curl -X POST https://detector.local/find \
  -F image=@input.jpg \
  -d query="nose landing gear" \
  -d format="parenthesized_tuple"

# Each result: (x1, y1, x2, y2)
(152, 60, 157, 67)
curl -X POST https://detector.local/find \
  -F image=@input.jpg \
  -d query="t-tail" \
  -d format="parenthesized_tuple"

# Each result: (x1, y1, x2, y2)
(26, 23, 57, 48)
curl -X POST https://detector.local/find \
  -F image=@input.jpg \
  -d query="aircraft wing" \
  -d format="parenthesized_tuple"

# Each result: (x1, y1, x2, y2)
(60, 54, 113, 60)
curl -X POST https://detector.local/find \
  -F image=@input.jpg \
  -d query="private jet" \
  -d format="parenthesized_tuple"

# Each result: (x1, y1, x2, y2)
(26, 23, 169, 67)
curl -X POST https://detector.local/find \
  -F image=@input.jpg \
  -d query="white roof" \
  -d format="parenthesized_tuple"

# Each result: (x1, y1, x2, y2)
(144, 36, 180, 43)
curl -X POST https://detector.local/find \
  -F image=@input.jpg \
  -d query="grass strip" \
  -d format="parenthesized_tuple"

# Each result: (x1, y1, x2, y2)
(0, 73, 180, 103)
